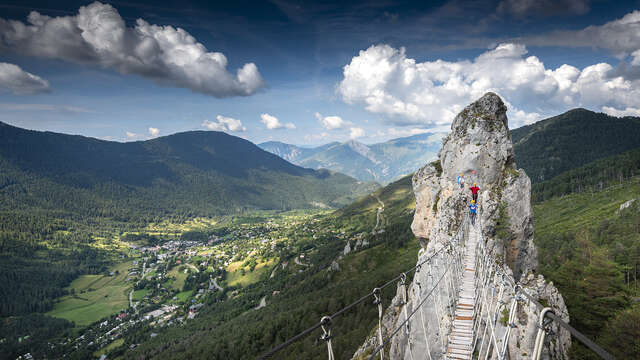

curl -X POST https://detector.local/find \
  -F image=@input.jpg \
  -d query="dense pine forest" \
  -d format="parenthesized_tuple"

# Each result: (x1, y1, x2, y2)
(511, 109, 640, 183)
(0, 122, 377, 217)
(531, 148, 640, 202)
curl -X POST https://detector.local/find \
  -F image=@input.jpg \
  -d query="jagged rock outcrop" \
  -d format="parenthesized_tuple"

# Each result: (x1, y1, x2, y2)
(412, 92, 537, 280)
(353, 93, 570, 360)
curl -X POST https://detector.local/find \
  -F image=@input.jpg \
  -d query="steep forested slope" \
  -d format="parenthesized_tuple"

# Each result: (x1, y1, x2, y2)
(511, 109, 640, 183)
(531, 148, 640, 202)
(534, 176, 640, 359)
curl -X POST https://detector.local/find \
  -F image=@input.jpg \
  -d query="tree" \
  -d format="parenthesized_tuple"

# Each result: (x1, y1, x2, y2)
(599, 305, 640, 359)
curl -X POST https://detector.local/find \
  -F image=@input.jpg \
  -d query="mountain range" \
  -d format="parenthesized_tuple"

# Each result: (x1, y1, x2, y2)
(259, 132, 442, 184)
(260, 108, 640, 186)
(0, 122, 377, 217)
(3, 107, 638, 217)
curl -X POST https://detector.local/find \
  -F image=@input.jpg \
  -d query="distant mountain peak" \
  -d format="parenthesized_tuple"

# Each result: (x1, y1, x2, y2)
(344, 139, 375, 160)
(259, 133, 441, 184)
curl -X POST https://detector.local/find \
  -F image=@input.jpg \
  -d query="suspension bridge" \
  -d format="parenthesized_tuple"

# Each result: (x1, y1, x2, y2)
(259, 208, 615, 360)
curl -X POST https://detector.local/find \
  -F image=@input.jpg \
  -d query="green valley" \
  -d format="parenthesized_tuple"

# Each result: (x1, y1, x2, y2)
(1, 173, 418, 359)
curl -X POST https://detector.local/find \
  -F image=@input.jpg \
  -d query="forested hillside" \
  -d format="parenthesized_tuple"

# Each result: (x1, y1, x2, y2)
(0, 122, 377, 217)
(534, 176, 640, 359)
(532, 148, 640, 202)
(511, 109, 640, 183)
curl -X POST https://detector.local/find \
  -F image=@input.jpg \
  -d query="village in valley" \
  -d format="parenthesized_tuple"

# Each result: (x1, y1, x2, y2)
(30, 209, 372, 358)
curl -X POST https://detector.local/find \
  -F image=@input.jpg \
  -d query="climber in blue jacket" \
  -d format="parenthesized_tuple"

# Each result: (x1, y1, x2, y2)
(469, 200, 477, 225)
(457, 173, 465, 189)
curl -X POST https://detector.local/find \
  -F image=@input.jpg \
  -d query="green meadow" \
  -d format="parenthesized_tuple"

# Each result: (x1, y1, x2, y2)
(225, 258, 277, 287)
(46, 261, 133, 326)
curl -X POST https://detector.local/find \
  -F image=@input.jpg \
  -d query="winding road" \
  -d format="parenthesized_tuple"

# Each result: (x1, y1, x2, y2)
(212, 277, 223, 291)
(294, 256, 309, 267)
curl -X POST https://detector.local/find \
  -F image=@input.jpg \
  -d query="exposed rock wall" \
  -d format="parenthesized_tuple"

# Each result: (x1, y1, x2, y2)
(354, 93, 570, 360)
(412, 92, 537, 280)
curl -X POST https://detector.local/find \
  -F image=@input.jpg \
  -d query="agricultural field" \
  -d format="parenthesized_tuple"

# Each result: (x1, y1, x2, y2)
(142, 217, 219, 236)
(46, 261, 133, 326)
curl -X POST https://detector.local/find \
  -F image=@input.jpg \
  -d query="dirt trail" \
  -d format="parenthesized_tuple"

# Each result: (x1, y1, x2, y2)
(374, 195, 385, 230)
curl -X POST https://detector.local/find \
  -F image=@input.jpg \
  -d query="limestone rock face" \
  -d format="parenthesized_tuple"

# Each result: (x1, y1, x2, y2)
(509, 274, 572, 360)
(411, 92, 535, 280)
(357, 93, 571, 360)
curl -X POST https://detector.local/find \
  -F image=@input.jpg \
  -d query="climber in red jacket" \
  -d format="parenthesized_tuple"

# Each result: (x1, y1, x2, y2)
(470, 182, 480, 202)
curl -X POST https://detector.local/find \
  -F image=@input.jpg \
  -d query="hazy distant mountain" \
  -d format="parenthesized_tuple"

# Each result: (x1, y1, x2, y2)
(259, 133, 442, 184)
(0, 122, 379, 216)
(258, 141, 339, 163)
(511, 108, 640, 183)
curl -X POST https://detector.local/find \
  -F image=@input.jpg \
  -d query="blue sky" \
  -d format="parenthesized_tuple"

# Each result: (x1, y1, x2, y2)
(1, 0, 640, 145)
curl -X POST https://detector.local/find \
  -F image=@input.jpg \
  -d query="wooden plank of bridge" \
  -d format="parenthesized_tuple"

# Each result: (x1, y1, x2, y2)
(446, 222, 479, 360)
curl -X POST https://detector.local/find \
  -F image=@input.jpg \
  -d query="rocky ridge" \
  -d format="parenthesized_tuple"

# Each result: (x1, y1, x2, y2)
(353, 93, 571, 360)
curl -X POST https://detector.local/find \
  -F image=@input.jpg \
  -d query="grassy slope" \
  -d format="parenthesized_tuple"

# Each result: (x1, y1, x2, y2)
(47, 261, 132, 326)
(225, 259, 277, 287)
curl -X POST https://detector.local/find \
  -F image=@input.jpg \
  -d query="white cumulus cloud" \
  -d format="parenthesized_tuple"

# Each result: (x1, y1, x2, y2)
(148, 127, 159, 137)
(0, 2, 265, 97)
(602, 106, 640, 117)
(314, 112, 348, 129)
(0, 62, 50, 94)
(349, 127, 365, 139)
(260, 113, 295, 130)
(202, 115, 246, 132)
(338, 42, 640, 128)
